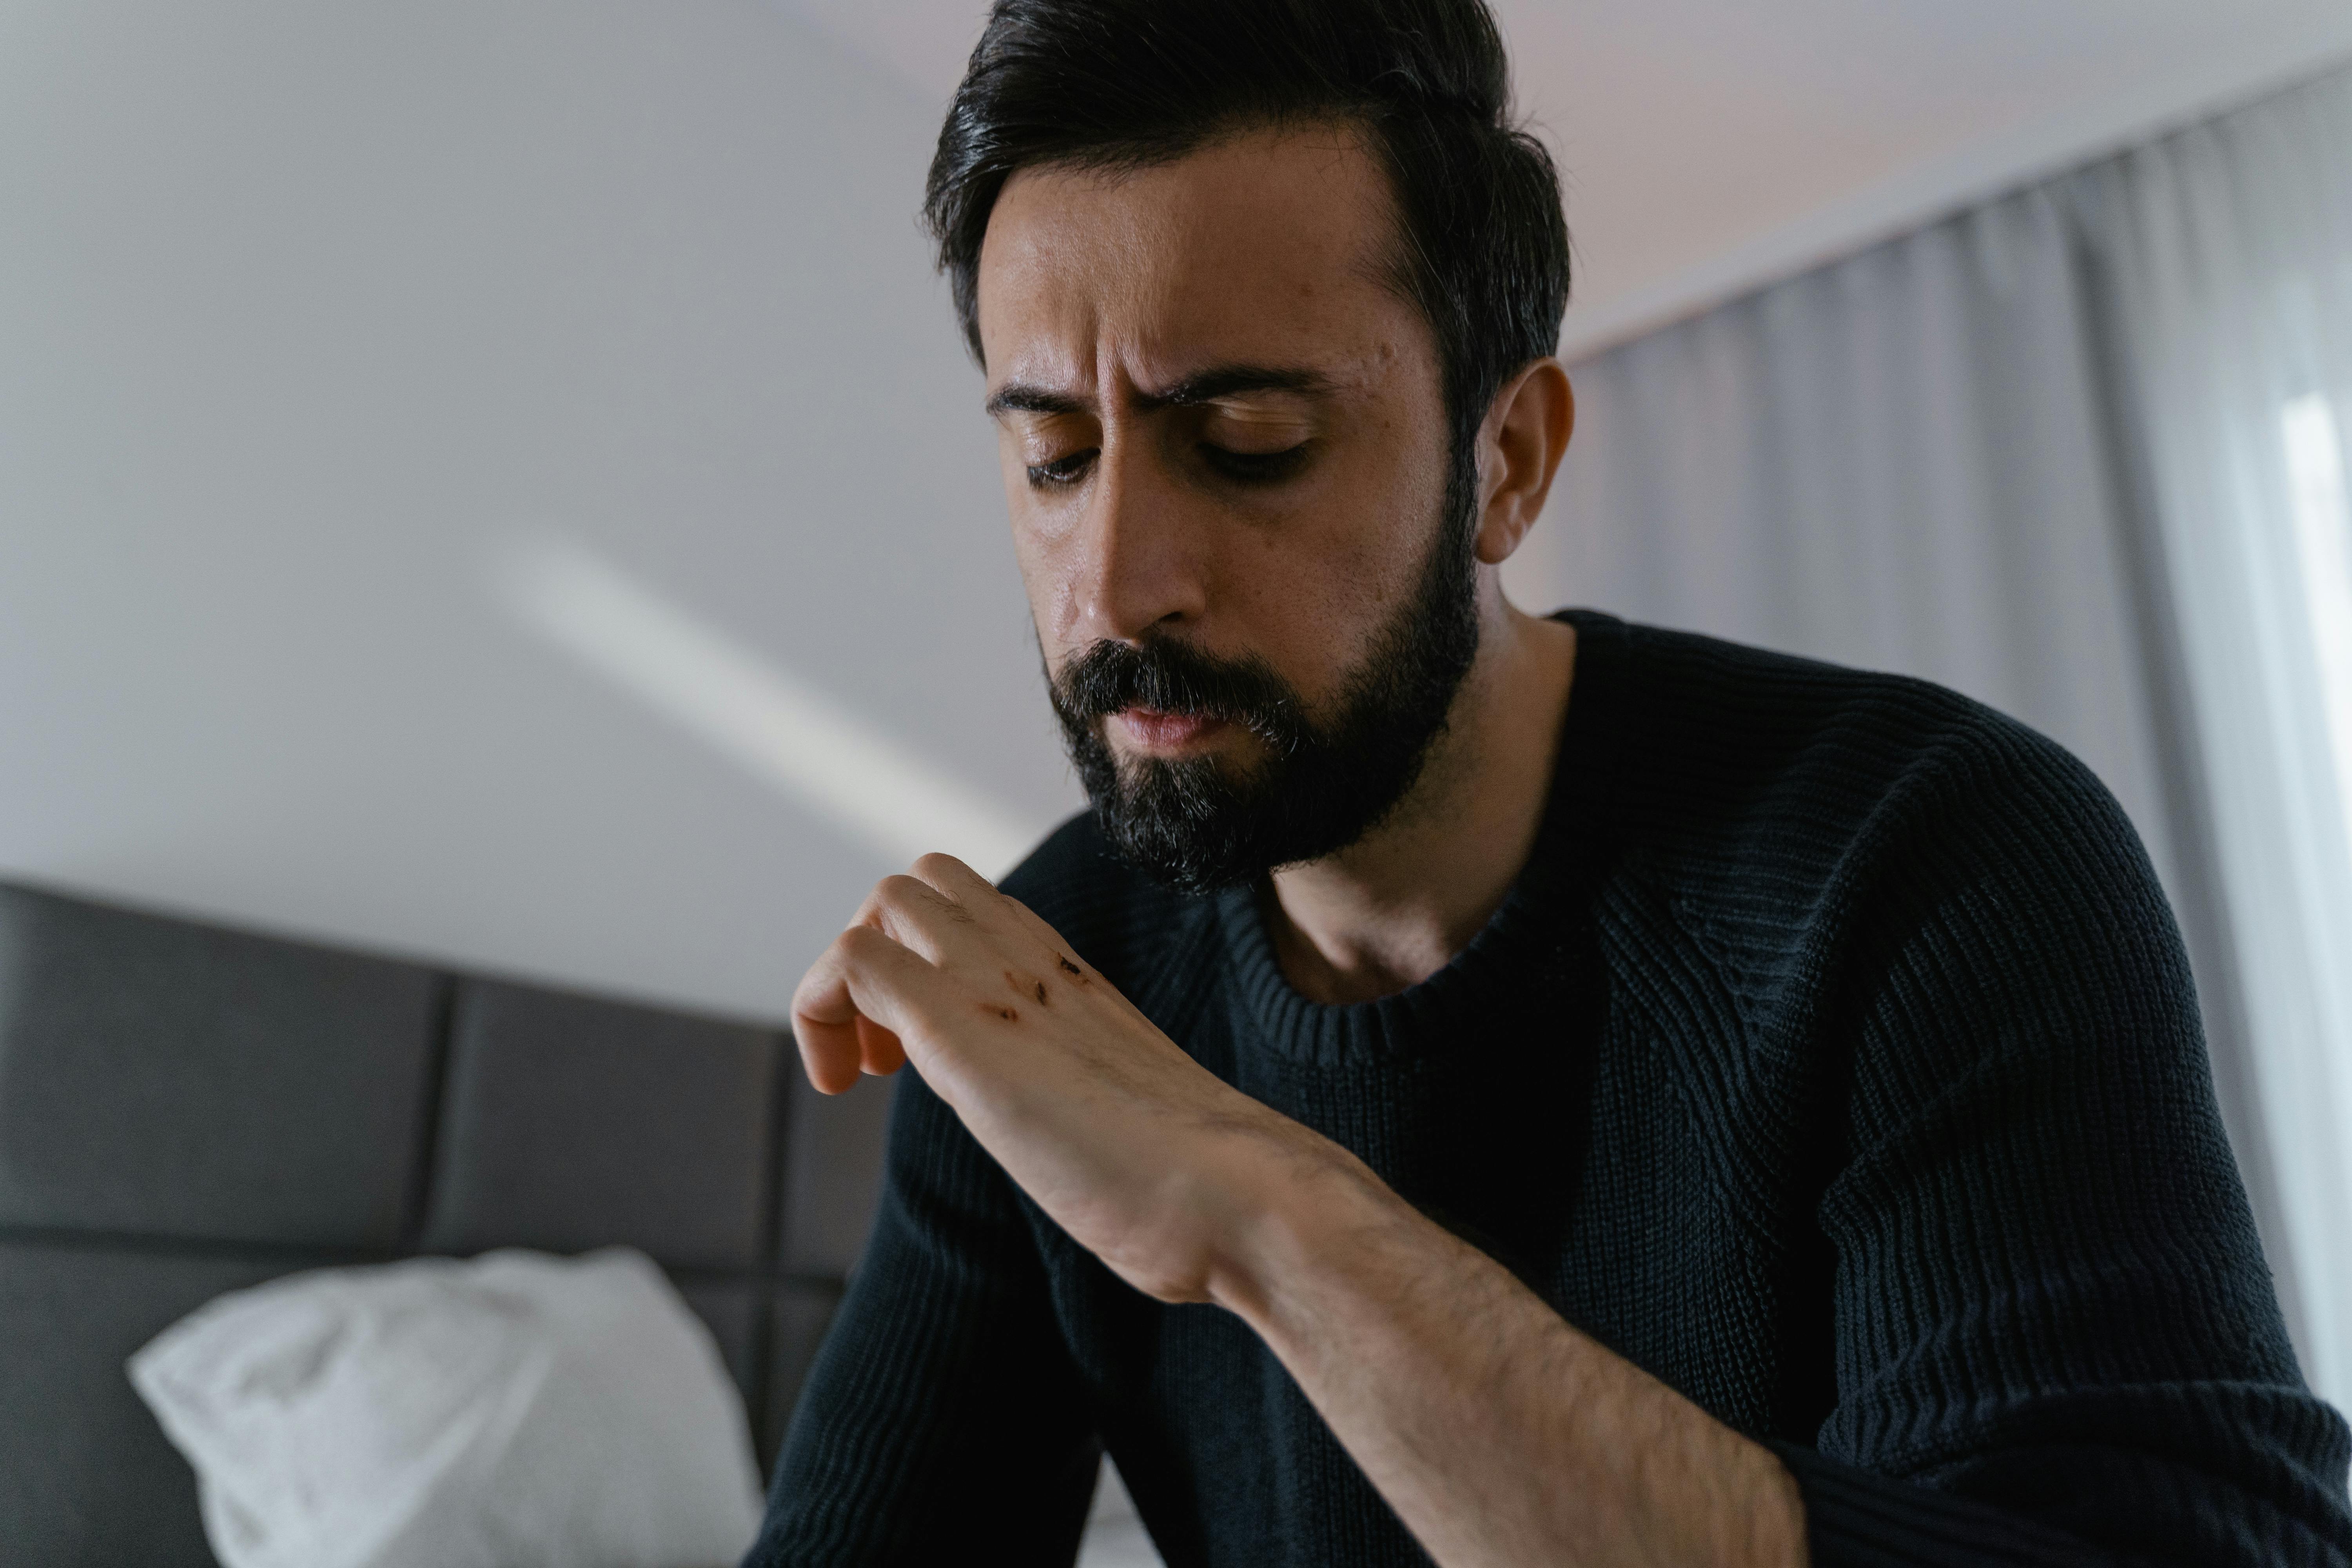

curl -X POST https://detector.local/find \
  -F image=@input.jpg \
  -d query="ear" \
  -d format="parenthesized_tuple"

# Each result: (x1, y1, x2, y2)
(1472, 359, 1574, 566)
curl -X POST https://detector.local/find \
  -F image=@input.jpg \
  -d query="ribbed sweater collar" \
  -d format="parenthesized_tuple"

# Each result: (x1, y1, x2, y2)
(1210, 610, 1625, 1069)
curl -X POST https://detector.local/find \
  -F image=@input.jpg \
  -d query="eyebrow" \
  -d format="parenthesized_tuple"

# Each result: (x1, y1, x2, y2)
(984, 364, 1332, 419)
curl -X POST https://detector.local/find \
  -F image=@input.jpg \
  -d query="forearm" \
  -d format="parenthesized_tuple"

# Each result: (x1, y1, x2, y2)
(1208, 1142, 1806, 1568)
(789, 857, 1805, 1562)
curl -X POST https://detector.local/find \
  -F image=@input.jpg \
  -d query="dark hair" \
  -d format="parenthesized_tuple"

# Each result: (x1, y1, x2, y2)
(922, 0, 1570, 459)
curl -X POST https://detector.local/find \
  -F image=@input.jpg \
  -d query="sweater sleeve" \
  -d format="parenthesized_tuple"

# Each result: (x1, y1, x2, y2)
(743, 1068, 1100, 1567)
(1783, 717, 2352, 1566)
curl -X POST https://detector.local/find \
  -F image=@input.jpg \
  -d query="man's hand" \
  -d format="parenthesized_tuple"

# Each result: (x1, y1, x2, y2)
(791, 852, 1345, 1305)
(793, 854, 1806, 1568)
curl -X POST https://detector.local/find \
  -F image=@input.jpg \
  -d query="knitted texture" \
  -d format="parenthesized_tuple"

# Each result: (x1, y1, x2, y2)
(749, 611, 2352, 1567)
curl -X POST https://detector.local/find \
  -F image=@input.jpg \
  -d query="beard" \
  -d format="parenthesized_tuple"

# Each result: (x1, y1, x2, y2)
(1047, 457, 1483, 895)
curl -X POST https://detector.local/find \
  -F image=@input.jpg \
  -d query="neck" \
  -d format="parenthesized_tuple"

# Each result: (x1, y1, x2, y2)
(1264, 596, 1578, 1005)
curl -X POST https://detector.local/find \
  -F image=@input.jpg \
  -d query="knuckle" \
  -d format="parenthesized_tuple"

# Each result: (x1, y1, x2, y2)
(874, 874, 926, 906)
(870, 876, 947, 925)
(839, 924, 893, 956)
(889, 868, 976, 924)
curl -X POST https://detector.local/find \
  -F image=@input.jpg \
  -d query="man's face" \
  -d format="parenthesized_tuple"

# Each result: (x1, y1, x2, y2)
(976, 125, 1478, 890)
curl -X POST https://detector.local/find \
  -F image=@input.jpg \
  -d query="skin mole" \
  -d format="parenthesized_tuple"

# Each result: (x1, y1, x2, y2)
(1056, 954, 1085, 979)
(982, 1002, 1020, 1023)
(1006, 969, 1052, 1006)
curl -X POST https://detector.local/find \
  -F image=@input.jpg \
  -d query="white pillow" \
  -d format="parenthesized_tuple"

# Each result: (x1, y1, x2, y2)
(128, 1247, 765, 1568)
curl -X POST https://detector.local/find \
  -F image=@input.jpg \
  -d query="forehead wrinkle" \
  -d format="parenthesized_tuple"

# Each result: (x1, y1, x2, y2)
(978, 127, 1425, 418)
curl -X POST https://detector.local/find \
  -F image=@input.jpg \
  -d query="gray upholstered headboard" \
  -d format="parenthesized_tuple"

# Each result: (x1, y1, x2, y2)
(0, 879, 892, 1568)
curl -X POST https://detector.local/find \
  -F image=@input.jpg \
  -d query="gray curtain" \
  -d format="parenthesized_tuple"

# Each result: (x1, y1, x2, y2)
(1504, 63, 2352, 1405)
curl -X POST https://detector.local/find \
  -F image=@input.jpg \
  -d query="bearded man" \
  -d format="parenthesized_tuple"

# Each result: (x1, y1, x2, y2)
(745, 2, 2352, 1564)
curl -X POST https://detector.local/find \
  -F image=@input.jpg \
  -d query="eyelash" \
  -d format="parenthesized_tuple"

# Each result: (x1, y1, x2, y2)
(1024, 443, 1310, 489)
(1204, 443, 1308, 483)
(1026, 451, 1096, 488)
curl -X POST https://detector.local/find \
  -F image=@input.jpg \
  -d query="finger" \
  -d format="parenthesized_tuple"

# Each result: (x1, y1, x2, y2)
(847, 868, 1060, 1038)
(908, 853, 1072, 961)
(796, 1015, 864, 1096)
(855, 1013, 907, 1078)
(908, 851, 996, 902)
(862, 873, 982, 966)
(792, 925, 931, 1094)
(908, 853, 1098, 985)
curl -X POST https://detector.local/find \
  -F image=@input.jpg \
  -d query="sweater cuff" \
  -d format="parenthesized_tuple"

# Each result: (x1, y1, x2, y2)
(1766, 1441, 2118, 1566)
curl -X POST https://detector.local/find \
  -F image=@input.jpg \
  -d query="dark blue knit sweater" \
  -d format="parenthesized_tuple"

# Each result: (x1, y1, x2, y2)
(751, 611, 2352, 1566)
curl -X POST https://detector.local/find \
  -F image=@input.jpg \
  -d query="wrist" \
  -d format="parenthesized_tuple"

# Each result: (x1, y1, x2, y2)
(1200, 1129, 1408, 1336)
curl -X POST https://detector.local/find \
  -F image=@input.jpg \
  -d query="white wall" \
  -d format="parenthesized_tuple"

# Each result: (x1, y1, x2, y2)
(0, 0, 1082, 1022)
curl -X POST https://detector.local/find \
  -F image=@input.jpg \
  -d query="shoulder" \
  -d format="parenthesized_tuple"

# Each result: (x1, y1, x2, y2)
(995, 812, 1217, 1001)
(1573, 613, 2147, 911)
(1563, 614, 2185, 1073)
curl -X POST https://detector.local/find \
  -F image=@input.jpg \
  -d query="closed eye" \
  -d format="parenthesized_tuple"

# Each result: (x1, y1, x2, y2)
(1025, 450, 1098, 488)
(1202, 442, 1309, 484)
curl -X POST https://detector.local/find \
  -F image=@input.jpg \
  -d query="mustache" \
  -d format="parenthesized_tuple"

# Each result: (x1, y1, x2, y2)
(1049, 636, 1305, 743)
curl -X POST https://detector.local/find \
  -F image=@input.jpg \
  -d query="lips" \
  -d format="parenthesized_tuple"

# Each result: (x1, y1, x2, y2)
(1112, 707, 1229, 751)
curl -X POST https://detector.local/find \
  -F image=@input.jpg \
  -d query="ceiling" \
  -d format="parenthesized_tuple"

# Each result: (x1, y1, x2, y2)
(770, 0, 2352, 357)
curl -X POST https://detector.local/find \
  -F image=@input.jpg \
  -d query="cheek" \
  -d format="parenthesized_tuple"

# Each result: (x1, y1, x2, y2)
(1254, 427, 1443, 629)
(995, 441, 1058, 615)
(1002, 502, 1085, 660)
(1206, 515, 1421, 709)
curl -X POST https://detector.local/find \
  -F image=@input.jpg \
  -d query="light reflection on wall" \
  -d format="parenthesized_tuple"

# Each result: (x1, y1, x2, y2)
(492, 537, 1044, 880)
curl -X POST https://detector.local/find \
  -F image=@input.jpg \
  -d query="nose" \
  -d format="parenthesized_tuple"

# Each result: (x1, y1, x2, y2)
(1059, 431, 1207, 649)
